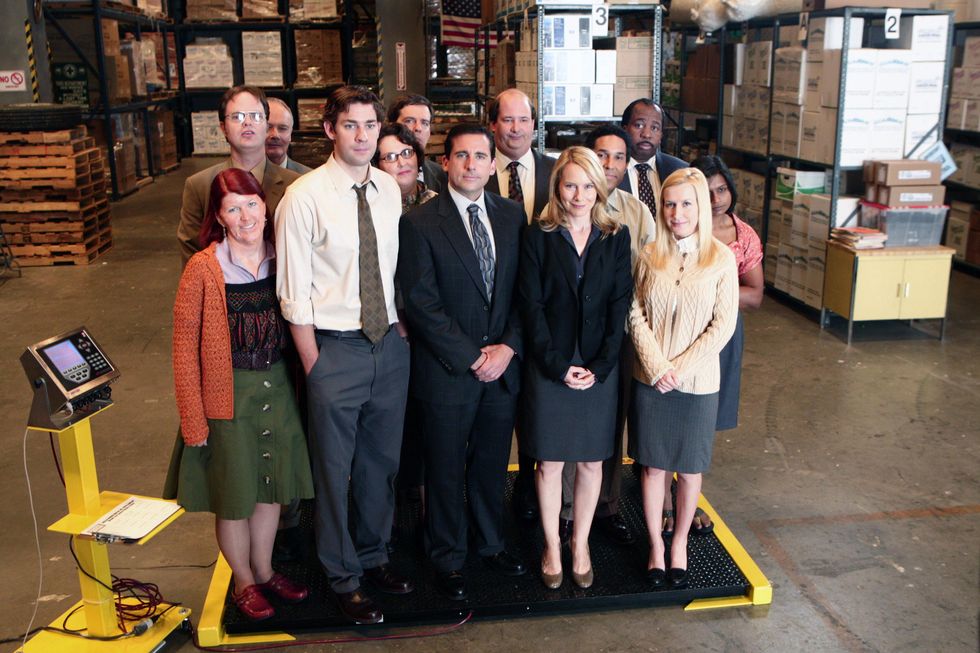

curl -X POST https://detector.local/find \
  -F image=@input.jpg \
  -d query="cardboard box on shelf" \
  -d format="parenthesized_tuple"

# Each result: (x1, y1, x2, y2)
(767, 203, 782, 246)
(809, 193, 861, 234)
(613, 76, 651, 115)
(874, 159, 941, 185)
(966, 101, 980, 132)
(105, 54, 131, 103)
(101, 19, 120, 56)
(791, 193, 812, 248)
(869, 110, 907, 160)
(614, 36, 654, 77)
(243, 31, 283, 87)
(945, 214, 969, 258)
(964, 36, 980, 69)
(773, 47, 807, 105)
(806, 17, 864, 62)
(764, 243, 778, 284)
(540, 14, 592, 49)
(775, 166, 827, 200)
(770, 103, 788, 154)
(775, 244, 793, 292)
(295, 29, 343, 87)
(903, 114, 941, 157)
(840, 109, 874, 167)
(541, 83, 613, 118)
(780, 201, 795, 243)
(907, 61, 946, 114)
(790, 246, 808, 300)
(804, 62, 821, 111)
(873, 51, 911, 110)
(805, 246, 826, 308)
(542, 49, 596, 84)
(595, 50, 616, 84)
(820, 49, 877, 109)
(191, 111, 229, 155)
(783, 106, 803, 158)
(947, 143, 973, 185)
(947, 99, 969, 130)
(743, 41, 773, 87)
(876, 184, 946, 207)
(950, 67, 980, 100)
(891, 14, 950, 61)
(288, 0, 338, 19)
(120, 40, 147, 98)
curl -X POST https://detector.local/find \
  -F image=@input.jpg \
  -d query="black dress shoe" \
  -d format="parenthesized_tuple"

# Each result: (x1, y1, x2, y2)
(559, 519, 573, 546)
(336, 588, 383, 624)
(364, 564, 415, 594)
(646, 568, 667, 589)
(436, 570, 468, 601)
(668, 568, 689, 589)
(482, 550, 527, 576)
(597, 513, 635, 545)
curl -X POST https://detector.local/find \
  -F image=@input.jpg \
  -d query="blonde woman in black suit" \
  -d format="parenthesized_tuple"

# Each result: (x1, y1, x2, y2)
(519, 146, 633, 590)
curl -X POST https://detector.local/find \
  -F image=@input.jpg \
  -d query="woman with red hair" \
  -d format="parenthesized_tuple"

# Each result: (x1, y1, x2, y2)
(165, 168, 313, 621)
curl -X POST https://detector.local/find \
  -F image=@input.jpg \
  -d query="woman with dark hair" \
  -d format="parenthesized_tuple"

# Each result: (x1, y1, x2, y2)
(629, 168, 738, 588)
(373, 123, 437, 213)
(165, 168, 314, 621)
(519, 146, 633, 590)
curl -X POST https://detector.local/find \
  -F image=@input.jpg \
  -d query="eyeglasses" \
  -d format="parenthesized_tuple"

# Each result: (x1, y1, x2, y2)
(225, 111, 266, 124)
(379, 147, 416, 163)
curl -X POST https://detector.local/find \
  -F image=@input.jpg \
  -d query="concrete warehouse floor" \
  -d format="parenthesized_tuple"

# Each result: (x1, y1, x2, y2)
(0, 158, 977, 653)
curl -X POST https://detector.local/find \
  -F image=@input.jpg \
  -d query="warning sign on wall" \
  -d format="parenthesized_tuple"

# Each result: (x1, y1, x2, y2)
(0, 70, 27, 92)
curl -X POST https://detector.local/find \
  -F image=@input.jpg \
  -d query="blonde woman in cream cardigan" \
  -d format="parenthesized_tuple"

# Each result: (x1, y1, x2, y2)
(628, 167, 738, 590)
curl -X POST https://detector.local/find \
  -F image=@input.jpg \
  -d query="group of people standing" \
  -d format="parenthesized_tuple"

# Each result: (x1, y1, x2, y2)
(165, 82, 763, 625)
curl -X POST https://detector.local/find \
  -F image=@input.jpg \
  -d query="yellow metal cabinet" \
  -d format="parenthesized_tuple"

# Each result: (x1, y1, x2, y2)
(821, 242, 954, 344)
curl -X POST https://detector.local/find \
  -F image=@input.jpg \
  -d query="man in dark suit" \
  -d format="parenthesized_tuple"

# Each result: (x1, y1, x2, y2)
(266, 97, 312, 174)
(398, 123, 527, 601)
(485, 87, 555, 522)
(387, 93, 446, 192)
(618, 99, 687, 218)
(177, 85, 300, 267)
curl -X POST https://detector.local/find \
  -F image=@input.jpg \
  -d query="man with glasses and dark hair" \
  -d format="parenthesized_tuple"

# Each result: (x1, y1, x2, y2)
(618, 98, 686, 219)
(177, 85, 301, 266)
(276, 85, 412, 625)
(387, 93, 446, 192)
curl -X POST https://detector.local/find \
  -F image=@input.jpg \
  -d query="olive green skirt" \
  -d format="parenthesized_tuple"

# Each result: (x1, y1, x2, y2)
(163, 360, 314, 520)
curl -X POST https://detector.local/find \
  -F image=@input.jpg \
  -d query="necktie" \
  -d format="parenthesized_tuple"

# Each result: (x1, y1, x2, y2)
(467, 204, 495, 297)
(352, 184, 389, 343)
(635, 162, 657, 217)
(507, 160, 524, 207)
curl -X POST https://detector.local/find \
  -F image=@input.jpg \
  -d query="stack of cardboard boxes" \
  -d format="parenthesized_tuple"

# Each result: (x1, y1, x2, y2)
(943, 202, 980, 264)
(242, 32, 283, 87)
(288, 0, 338, 19)
(729, 167, 766, 236)
(722, 41, 771, 155)
(242, 0, 282, 19)
(149, 109, 179, 172)
(793, 15, 948, 166)
(297, 98, 327, 131)
(860, 159, 947, 248)
(191, 112, 230, 155)
(294, 29, 343, 87)
(681, 45, 721, 115)
(183, 40, 234, 88)
(946, 36, 980, 198)
(185, 0, 237, 22)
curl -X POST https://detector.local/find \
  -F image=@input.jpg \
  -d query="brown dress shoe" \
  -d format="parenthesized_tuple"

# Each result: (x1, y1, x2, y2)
(336, 588, 383, 624)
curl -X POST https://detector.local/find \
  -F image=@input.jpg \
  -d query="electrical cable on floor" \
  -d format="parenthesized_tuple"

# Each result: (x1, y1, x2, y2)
(22, 427, 45, 651)
(189, 610, 474, 651)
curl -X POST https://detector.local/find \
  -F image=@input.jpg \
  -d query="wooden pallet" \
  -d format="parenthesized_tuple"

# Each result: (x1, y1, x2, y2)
(15, 230, 112, 267)
(0, 136, 96, 157)
(0, 127, 87, 145)
(0, 148, 104, 189)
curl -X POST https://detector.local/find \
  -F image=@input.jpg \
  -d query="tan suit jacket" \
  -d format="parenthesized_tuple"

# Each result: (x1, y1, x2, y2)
(177, 158, 301, 266)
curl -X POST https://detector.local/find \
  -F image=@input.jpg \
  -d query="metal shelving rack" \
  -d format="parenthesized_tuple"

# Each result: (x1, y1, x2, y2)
(43, 1, 179, 199)
(475, 4, 663, 151)
(660, 25, 720, 157)
(703, 9, 955, 309)
(174, 0, 355, 152)
(945, 21, 980, 277)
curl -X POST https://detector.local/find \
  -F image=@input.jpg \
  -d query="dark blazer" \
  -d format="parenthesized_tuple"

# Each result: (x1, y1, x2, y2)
(486, 149, 555, 220)
(518, 221, 633, 384)
(422, 158, 447, 193)
(177, 158, 300, 266)
(617, 150, 688, 195)
(398, 189, 526, 405)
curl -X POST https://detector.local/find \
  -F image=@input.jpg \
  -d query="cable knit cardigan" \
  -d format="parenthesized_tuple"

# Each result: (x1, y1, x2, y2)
(173, 242, 233, 445)
(629, 241, 739, 394)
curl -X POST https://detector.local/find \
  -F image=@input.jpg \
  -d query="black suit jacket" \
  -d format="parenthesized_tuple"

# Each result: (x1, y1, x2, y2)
(398, 190, 526, 405)
(617, 150, 688, 195)
(486, 149, 555, 220)
(422, 158, 446, 193)
(518, 222, 633, 384)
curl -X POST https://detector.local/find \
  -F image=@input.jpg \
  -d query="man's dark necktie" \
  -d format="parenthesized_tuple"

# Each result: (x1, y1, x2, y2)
(467, 203, 494, 297)
(635, 162, 657, 217)
(353, 184, 389, 343)
(507, 160, 524, 207)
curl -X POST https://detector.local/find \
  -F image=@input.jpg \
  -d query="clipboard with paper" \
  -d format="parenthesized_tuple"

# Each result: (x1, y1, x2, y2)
(79, 495, 182, 544)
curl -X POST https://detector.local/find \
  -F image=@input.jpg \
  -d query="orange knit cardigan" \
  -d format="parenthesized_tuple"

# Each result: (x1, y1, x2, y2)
(172, 243, 234, 445)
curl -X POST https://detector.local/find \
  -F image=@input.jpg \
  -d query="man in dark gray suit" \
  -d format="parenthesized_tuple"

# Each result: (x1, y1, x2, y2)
(387, 93, 446, 192)
(485, 87, 555, 522)
(398, 124, 527, 601)
(618, 99, 687, 217)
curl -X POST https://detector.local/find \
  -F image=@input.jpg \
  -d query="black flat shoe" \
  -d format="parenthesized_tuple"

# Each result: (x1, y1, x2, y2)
(646, 568, 667, 589)
(436, 570, 468, 601)
(668, 567, 688, 589)
(482, 550, 527, 576)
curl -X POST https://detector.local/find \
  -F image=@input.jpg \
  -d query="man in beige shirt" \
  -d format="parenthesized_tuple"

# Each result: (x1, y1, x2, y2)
(275, 86, 412, 626)
(560, 124, 656, 547)
(177, 86, 300, 266)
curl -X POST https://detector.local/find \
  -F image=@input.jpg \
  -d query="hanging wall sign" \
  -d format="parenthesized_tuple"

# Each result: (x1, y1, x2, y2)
(0, 70, 27, 91)
(396, 42, 407, 92)
(884, 8, 902, 40)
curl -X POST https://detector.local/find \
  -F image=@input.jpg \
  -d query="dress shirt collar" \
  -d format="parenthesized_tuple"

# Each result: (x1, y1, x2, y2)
(226, 157, 267, 184)
(675, 233, 699, 254)
(447, 185, 488, 219)
(495, 148, 534, 176)
(606, 187, 625, 214)
(324, 153, 378, 194)
(629, 156, 656, 173)
(277, 156, 289, 169)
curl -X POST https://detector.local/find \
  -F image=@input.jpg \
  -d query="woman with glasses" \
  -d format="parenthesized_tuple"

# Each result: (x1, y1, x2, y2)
(373, 123, 437, 213)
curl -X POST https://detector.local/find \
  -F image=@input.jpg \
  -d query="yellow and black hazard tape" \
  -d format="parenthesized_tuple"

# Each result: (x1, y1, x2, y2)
(24, 20, 40, 102)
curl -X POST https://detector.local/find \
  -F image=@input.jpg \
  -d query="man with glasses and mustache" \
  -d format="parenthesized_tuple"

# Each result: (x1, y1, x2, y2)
(618, 99, 687, 220)
(177, 86, 301, 266)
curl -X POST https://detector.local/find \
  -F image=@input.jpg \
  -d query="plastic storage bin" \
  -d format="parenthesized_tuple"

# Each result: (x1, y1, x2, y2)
(859, 201, 948, 247)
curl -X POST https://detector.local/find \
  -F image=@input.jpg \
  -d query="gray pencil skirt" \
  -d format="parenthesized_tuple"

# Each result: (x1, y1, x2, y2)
(628, 381, 719, 474)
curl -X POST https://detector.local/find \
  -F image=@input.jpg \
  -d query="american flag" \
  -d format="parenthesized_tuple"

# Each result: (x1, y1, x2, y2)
(441, 0, 485, 48)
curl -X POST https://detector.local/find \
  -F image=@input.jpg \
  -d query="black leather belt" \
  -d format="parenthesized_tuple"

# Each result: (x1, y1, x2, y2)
(315, 328, 371, 340)
(231, 348, 282, 371)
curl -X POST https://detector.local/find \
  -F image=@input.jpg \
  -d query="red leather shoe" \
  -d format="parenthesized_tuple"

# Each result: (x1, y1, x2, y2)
(232, 585, 275, 621)
(259, 572, 309, 603)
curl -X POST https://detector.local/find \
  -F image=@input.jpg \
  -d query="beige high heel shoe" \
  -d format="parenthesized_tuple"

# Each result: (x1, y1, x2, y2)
(541, 557, 563, 589)
(571, 542, 594, 589)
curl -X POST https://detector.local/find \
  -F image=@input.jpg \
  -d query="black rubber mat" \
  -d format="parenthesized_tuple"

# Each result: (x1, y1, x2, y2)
(224, 466, 749, 633)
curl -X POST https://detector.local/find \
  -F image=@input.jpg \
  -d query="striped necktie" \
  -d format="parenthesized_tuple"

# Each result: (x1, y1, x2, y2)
(467, 203, 494, 297)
